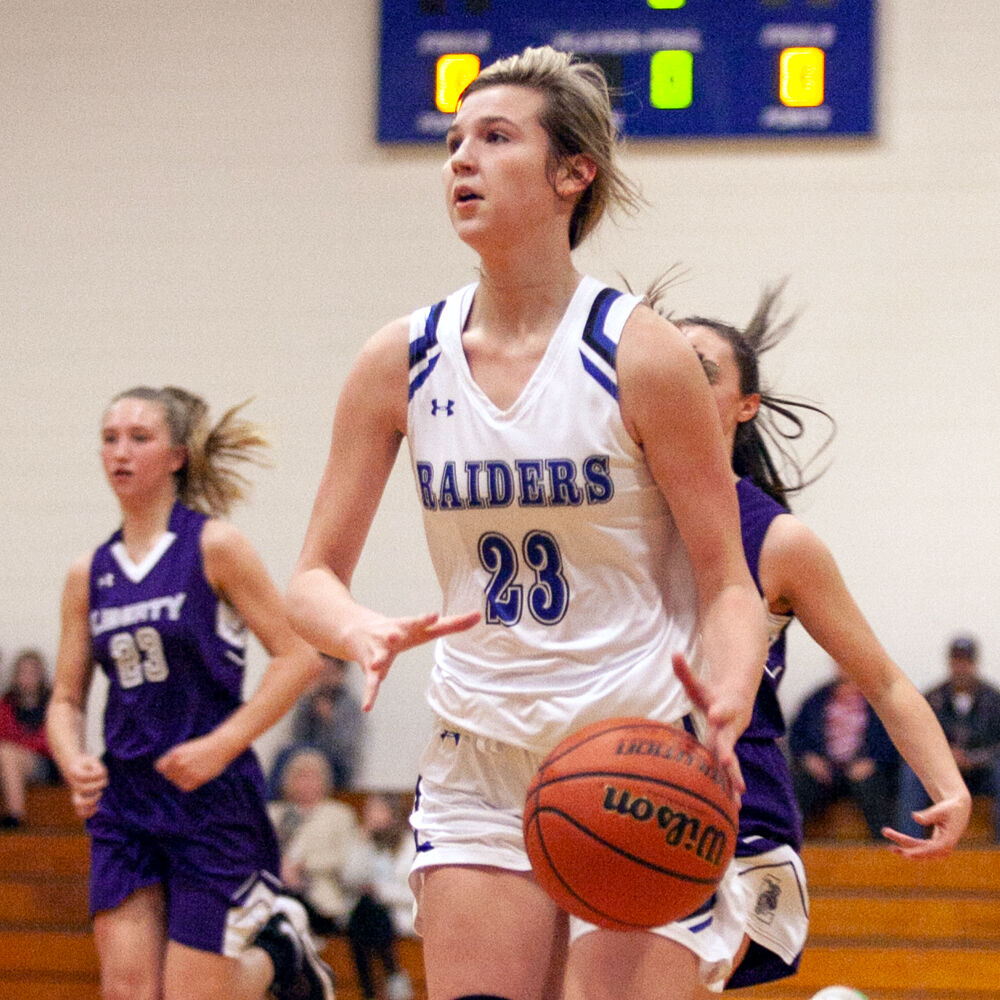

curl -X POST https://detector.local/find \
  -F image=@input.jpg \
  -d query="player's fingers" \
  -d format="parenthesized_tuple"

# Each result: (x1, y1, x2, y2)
(425, 610, 481, 638)
(671, 652, 711, 713)
(882, 825, 957, 858)
(71, 788, 101, 819)
(700, 718, 744, 799)
(720, 747, 745, 799)
(361, 666, 385, 712)
(913, 798, 971, 831)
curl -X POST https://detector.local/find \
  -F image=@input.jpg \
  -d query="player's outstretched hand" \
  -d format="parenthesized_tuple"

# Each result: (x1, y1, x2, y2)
(881, 793, 971, 858)
(358, 609, 481, 711)
(672, 652, 745, 800)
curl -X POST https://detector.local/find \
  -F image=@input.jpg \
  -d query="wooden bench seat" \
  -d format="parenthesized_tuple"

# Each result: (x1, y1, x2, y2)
(804, 794, 995, 844)
(802, 844, 1000, 893)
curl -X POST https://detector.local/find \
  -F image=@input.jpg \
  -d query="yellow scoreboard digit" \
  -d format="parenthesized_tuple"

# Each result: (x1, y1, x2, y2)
(435, 54, 481, 113)
(780, 47, 825, 108)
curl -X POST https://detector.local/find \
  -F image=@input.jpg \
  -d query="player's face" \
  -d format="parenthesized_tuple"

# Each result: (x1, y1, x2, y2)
(443, 84, 562, 250)
(682, 325, 759, 447)
(101, 398, 185, 502)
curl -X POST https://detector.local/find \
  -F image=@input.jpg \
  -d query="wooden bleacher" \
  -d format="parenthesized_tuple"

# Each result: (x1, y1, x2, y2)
(1, 786, 996, 1000)
(802, 794, 995, 845)
(0, 785, 423, 1000)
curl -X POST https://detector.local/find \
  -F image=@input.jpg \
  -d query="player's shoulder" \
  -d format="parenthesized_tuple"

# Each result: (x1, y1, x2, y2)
(65, 549, 95, 587)
(621, 300, 700, 367)
(759, 511, 840, 603)
(200, 517, 266, 573)
(762, 512, 826, 560)
(617, 300, 710, 411)
(199, 515, 243, 551)
(61, 549, 96, 612)
(355, 314, 412, 380)
(199, 517, 269, 594)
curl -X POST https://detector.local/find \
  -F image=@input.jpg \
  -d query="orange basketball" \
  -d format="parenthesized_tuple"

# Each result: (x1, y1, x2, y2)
(523, 717, 738, 931)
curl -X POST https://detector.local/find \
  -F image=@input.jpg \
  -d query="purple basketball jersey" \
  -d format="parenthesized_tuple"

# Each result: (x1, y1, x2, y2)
(734, 477, 803, 855)
(89, 502, 248, 760)
(86, 502, 279, 953)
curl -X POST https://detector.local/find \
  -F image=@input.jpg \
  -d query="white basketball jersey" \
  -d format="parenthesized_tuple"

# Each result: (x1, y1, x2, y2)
(406, 275, 699, 752)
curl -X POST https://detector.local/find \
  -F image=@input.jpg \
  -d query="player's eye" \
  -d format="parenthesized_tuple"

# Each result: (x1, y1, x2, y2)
(695, 353, 721, 385)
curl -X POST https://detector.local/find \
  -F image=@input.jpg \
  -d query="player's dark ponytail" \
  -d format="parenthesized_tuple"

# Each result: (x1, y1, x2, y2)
(644, 276, 835, 509)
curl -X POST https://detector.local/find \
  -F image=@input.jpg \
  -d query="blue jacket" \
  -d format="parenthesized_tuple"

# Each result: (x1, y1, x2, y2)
(788, 681, 898, 767)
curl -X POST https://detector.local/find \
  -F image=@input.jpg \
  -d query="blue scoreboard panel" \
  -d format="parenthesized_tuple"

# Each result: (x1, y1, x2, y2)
(378, 1, 876, 143)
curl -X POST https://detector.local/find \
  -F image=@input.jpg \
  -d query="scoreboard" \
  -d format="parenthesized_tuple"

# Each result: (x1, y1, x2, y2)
(378, 1, 876, 143)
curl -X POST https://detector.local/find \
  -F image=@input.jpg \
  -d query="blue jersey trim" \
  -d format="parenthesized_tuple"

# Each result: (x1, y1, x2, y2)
(408, 299, 446, 401)
(580, 354, 618, 400)
(579, 287, 622, 399)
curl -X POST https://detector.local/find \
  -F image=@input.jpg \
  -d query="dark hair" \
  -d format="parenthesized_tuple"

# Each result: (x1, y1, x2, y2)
(646, 275, 835, 508)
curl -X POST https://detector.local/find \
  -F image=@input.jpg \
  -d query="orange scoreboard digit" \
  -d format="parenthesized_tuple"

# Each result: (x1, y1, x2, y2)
(379, 1, 876, 143)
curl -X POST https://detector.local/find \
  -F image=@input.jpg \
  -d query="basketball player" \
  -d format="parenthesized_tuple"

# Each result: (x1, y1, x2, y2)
(286, 46, 767, 1000)
(46, 387, 335, 1000)
(656, 285, 971, 994)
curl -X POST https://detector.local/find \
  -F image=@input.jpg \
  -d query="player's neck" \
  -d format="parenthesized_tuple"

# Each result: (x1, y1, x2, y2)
(118, 491, 177, 562)
(473, 258, 582, 339)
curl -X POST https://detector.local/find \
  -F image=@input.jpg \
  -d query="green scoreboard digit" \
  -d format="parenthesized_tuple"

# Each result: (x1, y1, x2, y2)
(378, 1, 876, 142)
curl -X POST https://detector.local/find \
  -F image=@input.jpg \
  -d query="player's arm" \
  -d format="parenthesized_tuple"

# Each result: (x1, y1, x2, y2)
(285, 317, 479, 711)
(618, 305, 767, 780)
(154, 522, 325, 791)
(46, 553, 108, 819)
(761, 515, 971, 855)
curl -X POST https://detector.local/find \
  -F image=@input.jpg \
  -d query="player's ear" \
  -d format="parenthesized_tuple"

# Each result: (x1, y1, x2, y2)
(555, 153, 597, 199)
(737, 393, 761, 424)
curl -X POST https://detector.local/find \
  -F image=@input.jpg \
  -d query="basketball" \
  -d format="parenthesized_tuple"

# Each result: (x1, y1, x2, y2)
(523, 717, 738, 931)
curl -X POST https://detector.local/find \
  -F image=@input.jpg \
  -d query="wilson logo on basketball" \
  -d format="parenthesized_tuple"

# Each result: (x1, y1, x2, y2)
(602, 785, 730, 867)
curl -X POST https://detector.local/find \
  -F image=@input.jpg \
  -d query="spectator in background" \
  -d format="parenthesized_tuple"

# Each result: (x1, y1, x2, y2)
(268, 656, 364, 799)
(896, 636, 1000, 842)
(268, 747, 361, 936)
(341, 793, 417, 1000)
(789, 669, 899, 838)
(0, 648, 57, 828)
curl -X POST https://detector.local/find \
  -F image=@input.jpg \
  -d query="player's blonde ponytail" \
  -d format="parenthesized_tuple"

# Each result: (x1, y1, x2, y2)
(110, 386, 269, 517)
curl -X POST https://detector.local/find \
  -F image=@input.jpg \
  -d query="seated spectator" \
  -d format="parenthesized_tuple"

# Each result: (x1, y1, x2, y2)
(267, 747, 362, 935)
(0, 648, 58, 829)
(789, 668, 899, 838)
(896, 635, 1000, 842)
(341, 793, 416, 1000)
(268, 655, 364, 798)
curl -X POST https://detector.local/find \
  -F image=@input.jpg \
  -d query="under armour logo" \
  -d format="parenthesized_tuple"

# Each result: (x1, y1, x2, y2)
(97, 573, 115, 589)
(431, 398, 455, 417)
